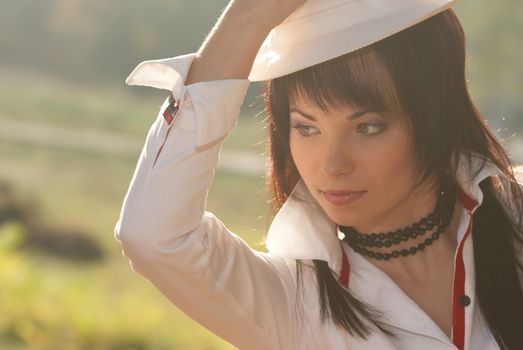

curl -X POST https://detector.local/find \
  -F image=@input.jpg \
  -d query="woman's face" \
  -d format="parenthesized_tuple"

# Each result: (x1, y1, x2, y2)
(289, 96, 433, 233)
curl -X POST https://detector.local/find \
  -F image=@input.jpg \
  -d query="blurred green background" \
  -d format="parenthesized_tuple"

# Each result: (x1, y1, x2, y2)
(0, 1, 521, 349)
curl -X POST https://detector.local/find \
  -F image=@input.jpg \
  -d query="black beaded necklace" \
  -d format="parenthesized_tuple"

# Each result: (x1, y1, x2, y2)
(340, 181, 456, 260)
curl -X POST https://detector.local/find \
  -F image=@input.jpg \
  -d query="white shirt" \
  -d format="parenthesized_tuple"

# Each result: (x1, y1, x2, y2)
(115, 53, 522, 350)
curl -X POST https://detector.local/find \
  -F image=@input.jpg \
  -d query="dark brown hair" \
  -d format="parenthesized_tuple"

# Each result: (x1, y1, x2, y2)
(262, 9, 523, 348)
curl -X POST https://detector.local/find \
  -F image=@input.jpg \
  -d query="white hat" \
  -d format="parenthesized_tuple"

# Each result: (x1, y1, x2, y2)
(248, 0, 459, 82)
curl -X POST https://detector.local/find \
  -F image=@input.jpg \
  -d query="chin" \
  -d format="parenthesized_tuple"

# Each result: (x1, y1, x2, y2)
(323, 209, 361, 227)
(313, 194, 366, 226)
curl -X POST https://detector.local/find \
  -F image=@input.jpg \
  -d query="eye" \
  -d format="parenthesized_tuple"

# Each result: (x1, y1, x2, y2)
(291, 123, 319, 137)
(357, 122, 387, 136)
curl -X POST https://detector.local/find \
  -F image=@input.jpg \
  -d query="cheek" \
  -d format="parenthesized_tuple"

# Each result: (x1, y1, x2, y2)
(289, 137, 313, 173)
(363, 128, 416, 191)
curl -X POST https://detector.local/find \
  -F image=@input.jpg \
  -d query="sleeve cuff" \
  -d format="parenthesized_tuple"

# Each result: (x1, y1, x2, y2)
(125, 52, 197, 97)
(125, 53, 251, 149)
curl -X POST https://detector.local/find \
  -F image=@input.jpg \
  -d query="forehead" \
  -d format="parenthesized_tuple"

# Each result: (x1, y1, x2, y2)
(289, 95, 367, 121)
(288, 89, 361, 115)
(289, 90, 388, 119)
(282, 49, 399, 112)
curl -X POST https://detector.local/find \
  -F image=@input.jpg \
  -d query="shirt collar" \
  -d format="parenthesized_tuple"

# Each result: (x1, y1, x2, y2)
(265, 151, 508, 272)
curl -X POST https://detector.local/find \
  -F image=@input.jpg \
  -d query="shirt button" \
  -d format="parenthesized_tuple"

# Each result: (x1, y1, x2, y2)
(459, 295, 471, 307)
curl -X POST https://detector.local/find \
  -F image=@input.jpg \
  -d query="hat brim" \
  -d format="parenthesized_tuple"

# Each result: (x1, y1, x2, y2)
(248, 0, 459, 82)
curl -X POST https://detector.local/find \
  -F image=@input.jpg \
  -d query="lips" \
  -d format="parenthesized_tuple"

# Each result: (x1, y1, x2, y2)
(323, 189, 365, 195)
(321, 189, 367, 206)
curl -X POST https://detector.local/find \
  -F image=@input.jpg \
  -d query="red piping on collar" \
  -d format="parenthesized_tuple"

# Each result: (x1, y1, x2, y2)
(455, 183, 479, 212)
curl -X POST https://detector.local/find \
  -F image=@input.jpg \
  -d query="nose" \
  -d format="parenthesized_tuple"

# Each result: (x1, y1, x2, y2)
(319, 138, 354, 178)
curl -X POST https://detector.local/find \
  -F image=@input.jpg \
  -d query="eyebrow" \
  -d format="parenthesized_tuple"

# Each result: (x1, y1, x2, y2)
(289, 107, 384, 121)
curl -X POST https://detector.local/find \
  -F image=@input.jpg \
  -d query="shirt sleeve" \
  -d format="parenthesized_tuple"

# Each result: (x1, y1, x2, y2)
(114, 53, 298, 350)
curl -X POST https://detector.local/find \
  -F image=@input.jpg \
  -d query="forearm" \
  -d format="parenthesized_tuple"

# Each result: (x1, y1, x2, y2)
(185, 1, 273, 84)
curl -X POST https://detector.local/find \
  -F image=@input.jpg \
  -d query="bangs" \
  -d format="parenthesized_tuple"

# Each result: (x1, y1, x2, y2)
(272, 46, 405, 120)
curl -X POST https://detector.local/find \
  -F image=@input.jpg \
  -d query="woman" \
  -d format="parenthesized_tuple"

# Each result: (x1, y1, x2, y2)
(115, 0, 523, 349)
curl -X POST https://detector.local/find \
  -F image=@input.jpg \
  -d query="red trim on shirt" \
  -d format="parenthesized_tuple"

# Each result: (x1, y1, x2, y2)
(456, 184, 478, 212)
(163, 93, 179, 125)
(451, 219, 471, 350)
(339, 244, 350, 288)
(163, 108, 174, 125)
(452, 184, 479, 350)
